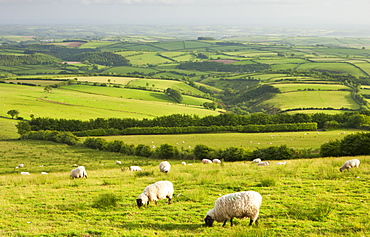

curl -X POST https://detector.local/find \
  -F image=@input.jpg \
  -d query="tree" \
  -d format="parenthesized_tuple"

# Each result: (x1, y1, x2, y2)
(44, 86, 53, 93)
(165, 88, 183, 103)
(7, 109, 19, 119)
(16, 121, 31, 135)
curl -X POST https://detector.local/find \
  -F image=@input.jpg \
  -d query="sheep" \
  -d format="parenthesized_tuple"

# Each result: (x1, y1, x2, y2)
(202, 159, 212, 164)
(181, 161, 187, 165)
(41, 172, 48, 175)
(204, 191, 262, 227)
(116, 161, 122, 165)
(257, 161, 269, 166)
(136, 180, 174, 208)
(129, 166, 142, 171)
(340, 159, 360, 172)
(252, 158, 261, 163)
(70, 166, 87, 179)
(276, 161, 287, 165)
(15, 164, 24, 169)
(212, 159, 222, 164)
(20, 172, 30, 175)
(159, 161, 171, 173)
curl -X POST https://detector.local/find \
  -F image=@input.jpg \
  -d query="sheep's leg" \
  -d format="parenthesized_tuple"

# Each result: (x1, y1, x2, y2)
(168, 197, 172, 204)
(222, 220, 227, 227)
(230, 218, 233, 227)
(249, 217, 258, 226)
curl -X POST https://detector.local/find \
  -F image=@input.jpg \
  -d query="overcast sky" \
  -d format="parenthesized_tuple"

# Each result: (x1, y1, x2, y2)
(0, 0, 369, 29)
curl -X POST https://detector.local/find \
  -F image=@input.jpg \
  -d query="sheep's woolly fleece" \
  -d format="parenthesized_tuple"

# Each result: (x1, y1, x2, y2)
(159, 161, 171, 173)
(340, 159, 360, 171)
(206, 191, 262, 224)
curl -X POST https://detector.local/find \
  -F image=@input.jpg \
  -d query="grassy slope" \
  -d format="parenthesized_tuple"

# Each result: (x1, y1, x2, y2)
(98, 129, 359, 151)
(0, 140, 369, 236)
(0, 83, 219, 121)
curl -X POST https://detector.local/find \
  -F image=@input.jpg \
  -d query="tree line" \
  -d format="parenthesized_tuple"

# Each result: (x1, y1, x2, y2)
(177, 61, 271, 73)
(18, 111, 370, 135)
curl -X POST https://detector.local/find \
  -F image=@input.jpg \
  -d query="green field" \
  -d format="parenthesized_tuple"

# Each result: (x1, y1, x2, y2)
(264, 90, 359, 111)
(0, 83, 220, 120)
(98, 129, 361, 151)
(272, 83, 349, 92)
(0, 139, 369, 236)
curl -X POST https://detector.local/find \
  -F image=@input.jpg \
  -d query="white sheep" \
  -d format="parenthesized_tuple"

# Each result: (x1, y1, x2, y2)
(276, 161, 287, 165)
(116, 161, 122, 165)
(20, 172, 30, 175)
(159, 161, 171, 173)
(202, 159, 212, 164)
(204, 191, 262, 227)
(340, 159, 360, 172)
(129, 166, 142, 171)
(41, 172, 48, 175)
(181, 162, 187, 165)
(70, 166, 87, 179)
(252, 158, 261, 163)
(136, 180, 174, 208)
(257, 161, 270, 166)
(212, 159, 221, 164)
(15, 164, 24, 169)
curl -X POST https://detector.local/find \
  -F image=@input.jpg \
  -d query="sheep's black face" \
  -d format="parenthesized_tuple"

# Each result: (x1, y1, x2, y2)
(204, 215, 214, 227)
(136, 199, 143, 208)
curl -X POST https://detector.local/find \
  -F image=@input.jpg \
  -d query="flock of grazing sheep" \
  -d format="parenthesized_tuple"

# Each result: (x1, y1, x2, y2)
(14, 157, 361, 227)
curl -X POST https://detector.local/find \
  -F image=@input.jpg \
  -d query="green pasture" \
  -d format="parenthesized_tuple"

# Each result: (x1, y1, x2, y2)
(0, 83, 219, 120)
(295, 62, 367, 77)
(263, 90, 359, 111)
(78, 41, 118, 49)
(103, 66, 159, 75)
(273, 83, 349, 93)
(255, 58, 310, 65)
(311, 47, 370, 58)
(284, 110, 348, 115)
(63, 76, 134, 85)
(5, 80, 60, 86)
(125, 52, 172, 66)
(100, 129, 361, 151)
(0, 139, 369, 236)
(0, 118, 19, 140)
(270, 63, 300, 71)
(354, 62, 370, 76)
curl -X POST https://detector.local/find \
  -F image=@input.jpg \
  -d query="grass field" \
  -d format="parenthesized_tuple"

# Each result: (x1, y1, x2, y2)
(272, 83, 348, 93)
(98, 129, 360, 151)
(0, 139, 369, 236)
(264, 90, 359, 111)
(0, 83, 219, 121)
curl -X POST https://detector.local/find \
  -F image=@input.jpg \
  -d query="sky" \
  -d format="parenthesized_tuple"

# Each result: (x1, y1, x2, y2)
(0, 0, 369, 29)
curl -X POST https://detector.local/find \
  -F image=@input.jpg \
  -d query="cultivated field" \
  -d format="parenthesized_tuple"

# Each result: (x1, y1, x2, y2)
(0, 140, 369, 236)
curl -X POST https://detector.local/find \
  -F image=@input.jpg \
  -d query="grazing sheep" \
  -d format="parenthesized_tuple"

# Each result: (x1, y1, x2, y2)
(20, 172, 30, 175)
(159, 161, 171, 173)
(15, 164, 24, 169)
(276, 161, 287, 165)
(41, 172, 48, 175)
(136, 180, 174, 208)
(70, 166, 87, 179)
(257, 161, 270, 166)
(202, 159, 213, 164)
(212, 159, 222, 164)
(129, 166, 142, 171)
(181, 162, 187, 165)
(204, 191, 262, 227)
(252, 158, 261, 163)
(116, 161, 122, 165)
(340, 159, 360, 172)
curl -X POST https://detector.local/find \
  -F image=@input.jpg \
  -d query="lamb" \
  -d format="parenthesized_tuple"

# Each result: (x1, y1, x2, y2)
(212, 159, 222, 164)
(70, 166, 87, 179)
(257, 161, 270, 166)
(204, 191, 262, 227)
(340, 159, 360, 172)
(136, 180, 174, 208)
(202, 159, 212, 164)
(129, 166, 142, 171)
(159, 161, 171, 173)
(252, 158, 261, 163)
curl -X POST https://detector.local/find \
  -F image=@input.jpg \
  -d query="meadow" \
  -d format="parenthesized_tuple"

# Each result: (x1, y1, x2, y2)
(0, 139, 369, 236)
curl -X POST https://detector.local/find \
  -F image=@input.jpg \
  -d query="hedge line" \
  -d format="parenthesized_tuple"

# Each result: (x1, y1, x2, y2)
(73, 123, 318, 136)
